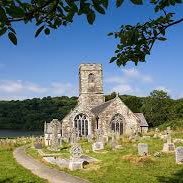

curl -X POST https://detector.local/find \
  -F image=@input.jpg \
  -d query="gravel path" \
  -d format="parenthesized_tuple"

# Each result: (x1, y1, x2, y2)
(13, 146, 89, 183)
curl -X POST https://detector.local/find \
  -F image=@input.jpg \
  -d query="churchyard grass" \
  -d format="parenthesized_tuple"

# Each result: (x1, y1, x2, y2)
(27, 130, 183, 183)
(0, 138, 46, 183)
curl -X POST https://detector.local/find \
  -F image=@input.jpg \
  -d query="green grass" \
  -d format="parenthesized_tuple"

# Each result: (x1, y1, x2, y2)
(0, 142, 46, 183)
(27, 132, 183, 183)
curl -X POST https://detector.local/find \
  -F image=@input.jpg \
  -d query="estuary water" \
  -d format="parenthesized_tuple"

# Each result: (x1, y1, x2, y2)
(0, 129, 43, 138)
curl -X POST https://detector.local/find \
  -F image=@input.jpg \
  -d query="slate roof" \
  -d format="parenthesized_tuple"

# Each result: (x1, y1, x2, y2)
(134, 113, 148, 127)
(91, 98, 115, 116)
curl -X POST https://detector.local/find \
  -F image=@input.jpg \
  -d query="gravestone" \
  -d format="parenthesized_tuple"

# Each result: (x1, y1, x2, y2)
(138, 143, 148, 156)
(153, 128, 160, 138)
(70, 127, 79, 145)
(87, 134, 94, 143)
(175, 147, 183, 164)
(70, 143, 83, 159)
(34, 137, 43, 149)
(50, 119, 60, 151)
(69, 143, 85, 170)
(96, 128, 104, 142)
(162, 127, 175, 153)
(129, 127, 139, 142)
(92, 129, 104, 151)
(92, 141, 104, 151)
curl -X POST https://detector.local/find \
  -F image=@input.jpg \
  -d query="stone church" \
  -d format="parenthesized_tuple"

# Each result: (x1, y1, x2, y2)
(44, 63, 148, 144)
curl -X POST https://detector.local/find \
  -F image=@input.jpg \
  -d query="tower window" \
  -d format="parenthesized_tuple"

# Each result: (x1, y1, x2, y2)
(88, 73, 95, 83)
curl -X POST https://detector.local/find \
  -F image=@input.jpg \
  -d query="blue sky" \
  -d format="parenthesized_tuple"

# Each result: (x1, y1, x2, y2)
(0, 1, 182, 100)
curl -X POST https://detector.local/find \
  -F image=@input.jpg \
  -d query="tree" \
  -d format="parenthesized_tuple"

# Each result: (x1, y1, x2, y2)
(0, 0, 182, 66)
(141, 90, 172, 127)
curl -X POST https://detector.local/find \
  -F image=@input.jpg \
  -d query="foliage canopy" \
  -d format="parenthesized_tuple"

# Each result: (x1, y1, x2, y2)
(0, 0, 183, 66)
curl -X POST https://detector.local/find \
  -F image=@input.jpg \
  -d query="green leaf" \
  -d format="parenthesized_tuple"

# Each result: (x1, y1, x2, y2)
(87, 11, 96, 25)
(116, 0, 124, 7)
(158, 37, 167, 41)
(0, 7, 7, 21)
(44, 28, 50, 35)
(6, 6, 25, 18)
(8, 32, 17, 45)
(107, 32, 113, 36)
(101, 0, 109, 8)
(0, 27, 7, 36)
(130, 0, 143, 5)
(8, 27, 16, 34)
(92, 1, 105, 14)
(110, 57, 117, 63)
(35, 25, 45, 37)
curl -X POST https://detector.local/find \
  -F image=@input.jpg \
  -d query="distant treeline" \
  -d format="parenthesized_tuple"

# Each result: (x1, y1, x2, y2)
(0, 90, 182, 130)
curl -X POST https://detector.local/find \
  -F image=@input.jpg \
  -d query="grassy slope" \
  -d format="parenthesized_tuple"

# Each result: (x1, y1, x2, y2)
(0, 147, 46, 183)
(27, 131, 183, 183)
(69, 138, 183, 183)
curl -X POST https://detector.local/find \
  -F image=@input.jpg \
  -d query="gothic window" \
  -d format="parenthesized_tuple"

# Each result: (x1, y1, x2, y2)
(88, 73, 95, 83)
(74, 113, 89, 137)
(111, 113, 124, 135)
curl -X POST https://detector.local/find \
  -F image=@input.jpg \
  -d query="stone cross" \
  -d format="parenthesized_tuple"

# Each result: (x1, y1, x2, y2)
(70, 143, 83, 160)
(70, 127, 79, 144)
(96, 128, 103, 142)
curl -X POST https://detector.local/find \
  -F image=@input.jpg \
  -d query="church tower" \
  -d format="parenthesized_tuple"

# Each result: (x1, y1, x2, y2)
(78, 63, 105, 108)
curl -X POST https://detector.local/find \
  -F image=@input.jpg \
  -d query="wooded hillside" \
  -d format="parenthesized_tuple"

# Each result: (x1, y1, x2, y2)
(0, 90, 182, 130)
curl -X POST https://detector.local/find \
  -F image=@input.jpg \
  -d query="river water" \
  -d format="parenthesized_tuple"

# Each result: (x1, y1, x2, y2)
(0, 129, 43, 138)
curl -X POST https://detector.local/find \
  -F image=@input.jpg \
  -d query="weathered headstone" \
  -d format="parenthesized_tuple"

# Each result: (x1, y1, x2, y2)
(153, 128, 160, 138)
(138, 143, 148, 156)
(69, 143, 85, 170)
(92, 141, 104, 151)
(96, 128, 104, 142)
(70, 127, 79, 145)
(70, 143, 83, 159)
(34, 137, 42, 149)
(162, 127, 175, 153)
(50, 119, 60, 151)
(87, 134, 94, 143)
(175, 147, 183, 164)
(92, 129, 104, 151)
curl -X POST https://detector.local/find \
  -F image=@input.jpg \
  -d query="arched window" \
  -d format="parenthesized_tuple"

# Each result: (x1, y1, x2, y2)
(88, 73, 95, 83)
(74, 114, 88, 137)
(111, 114, 124, 135)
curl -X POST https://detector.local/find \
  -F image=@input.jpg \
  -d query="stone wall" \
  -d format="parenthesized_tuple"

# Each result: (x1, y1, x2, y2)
(97, 97, 140, 136)
(62, 104, 96, 136)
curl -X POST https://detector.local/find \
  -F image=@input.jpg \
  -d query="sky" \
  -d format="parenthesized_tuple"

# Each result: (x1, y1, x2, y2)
(0, 1, 182, 100)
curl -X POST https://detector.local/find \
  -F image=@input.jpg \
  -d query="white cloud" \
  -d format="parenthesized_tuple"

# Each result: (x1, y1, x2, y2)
(0, 80, 23, 93)
(26, 82, 47, 93)
(104, 68, 153, 96)
(104, 76, 126, 84)
(112, 84, 133, 94)
(51, 82, 77, 96)
(122, 68, 153, 83)
(0, 80, 77, 100)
